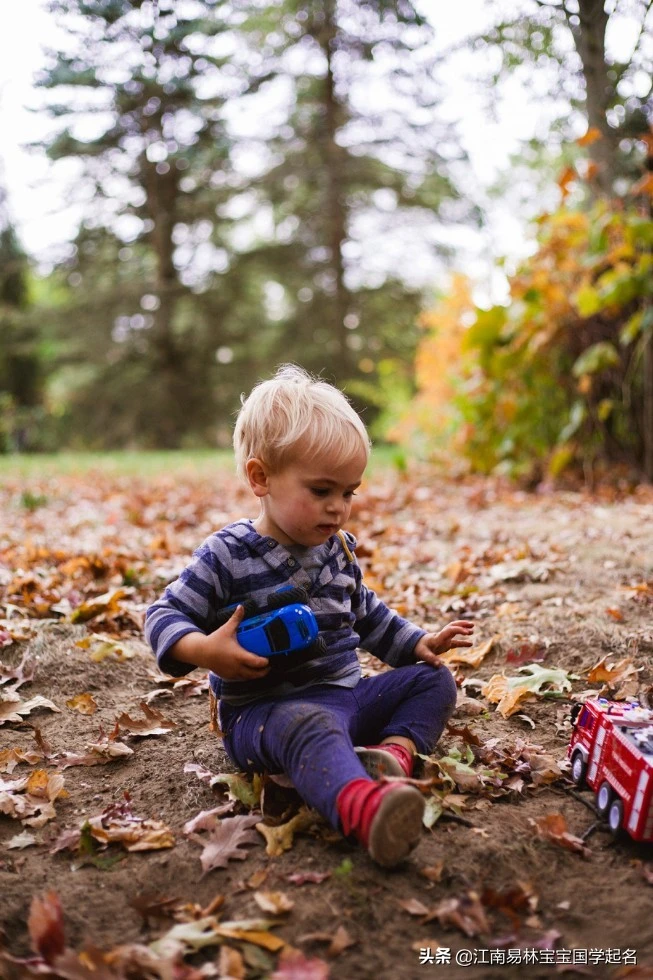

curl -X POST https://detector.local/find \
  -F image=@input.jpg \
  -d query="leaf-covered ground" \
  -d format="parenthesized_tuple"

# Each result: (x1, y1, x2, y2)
(2, 464, 653, 979)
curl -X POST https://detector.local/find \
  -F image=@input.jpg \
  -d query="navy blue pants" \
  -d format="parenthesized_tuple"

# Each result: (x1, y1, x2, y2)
(219, 663, 457, 829)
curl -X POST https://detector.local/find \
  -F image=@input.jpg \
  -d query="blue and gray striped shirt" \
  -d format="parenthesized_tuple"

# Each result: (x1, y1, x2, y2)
(145, 520, 426, 705)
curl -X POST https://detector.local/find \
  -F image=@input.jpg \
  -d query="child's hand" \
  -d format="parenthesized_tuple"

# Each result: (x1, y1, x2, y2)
(413, 620, 474, 669)
(200, 606, 271, 680)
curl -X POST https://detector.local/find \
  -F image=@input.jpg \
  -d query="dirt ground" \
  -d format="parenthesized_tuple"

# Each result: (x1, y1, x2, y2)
(2, 470, 653, 979)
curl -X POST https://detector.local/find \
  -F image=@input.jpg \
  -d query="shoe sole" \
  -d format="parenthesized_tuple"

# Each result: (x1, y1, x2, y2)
(355, 747, 405, 779)
(368, 785, 425, 868)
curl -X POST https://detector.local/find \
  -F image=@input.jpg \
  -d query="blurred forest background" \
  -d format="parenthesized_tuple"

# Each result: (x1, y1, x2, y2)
(0, 0, 652, 485)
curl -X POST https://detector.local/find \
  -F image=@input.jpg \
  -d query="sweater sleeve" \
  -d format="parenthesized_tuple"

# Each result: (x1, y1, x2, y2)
(144, 534, 233, 676)
(350, 560, 426, 668)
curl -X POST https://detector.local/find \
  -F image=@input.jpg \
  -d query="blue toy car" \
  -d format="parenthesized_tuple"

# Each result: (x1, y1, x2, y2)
(236, 603, 319, 657)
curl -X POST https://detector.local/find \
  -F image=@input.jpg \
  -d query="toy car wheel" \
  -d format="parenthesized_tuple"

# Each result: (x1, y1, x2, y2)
(596, 781, 613, 816)
(608, 798, 624, 836)
(570, 751, 587, 787)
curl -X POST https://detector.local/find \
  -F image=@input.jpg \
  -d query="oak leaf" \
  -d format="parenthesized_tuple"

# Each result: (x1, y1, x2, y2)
(0, 693, 60, 725)
(111, 701, 177, 738)
(192, 813, 260, 873)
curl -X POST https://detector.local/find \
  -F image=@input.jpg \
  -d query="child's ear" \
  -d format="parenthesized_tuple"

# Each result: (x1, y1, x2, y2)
(246, 458, 269, 497)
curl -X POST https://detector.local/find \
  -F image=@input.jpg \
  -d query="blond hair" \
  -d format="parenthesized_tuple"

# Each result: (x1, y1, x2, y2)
(233, 364, 370, 480)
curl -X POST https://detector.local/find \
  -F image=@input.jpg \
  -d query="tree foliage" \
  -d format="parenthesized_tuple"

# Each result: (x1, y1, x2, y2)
(28, 0, 467, 448)
(393, 164, 653, 482)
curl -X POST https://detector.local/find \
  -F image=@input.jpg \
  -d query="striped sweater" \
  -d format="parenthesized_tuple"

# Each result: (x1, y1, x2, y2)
(145, 519, 426, 705)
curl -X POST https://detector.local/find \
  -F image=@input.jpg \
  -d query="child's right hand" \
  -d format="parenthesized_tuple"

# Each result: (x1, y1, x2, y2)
(201, 605, 271, 680)
(170, 606, 270, 680)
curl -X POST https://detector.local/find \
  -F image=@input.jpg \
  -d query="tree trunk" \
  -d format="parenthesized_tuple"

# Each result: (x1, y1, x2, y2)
(644, 320, 653, 482)
(320, 0, 351, 363)
(571, 0, 621, 196)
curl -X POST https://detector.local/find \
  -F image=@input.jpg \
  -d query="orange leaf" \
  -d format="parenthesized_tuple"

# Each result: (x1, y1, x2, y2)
(605, 607, 624, 622)
(577, 127, 602, 147)
(28, 891, 66, 964)
(66, 693, 98, 715)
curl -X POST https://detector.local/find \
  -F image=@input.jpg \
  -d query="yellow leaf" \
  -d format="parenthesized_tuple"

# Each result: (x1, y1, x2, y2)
(66, 693, 98, 715)
(216, 927, 286, 952)
(440, 636, 496, 667)
(256, 808, 316, 857)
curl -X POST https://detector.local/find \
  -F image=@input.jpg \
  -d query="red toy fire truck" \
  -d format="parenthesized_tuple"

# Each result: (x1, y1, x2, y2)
(568, 698, 653, 842)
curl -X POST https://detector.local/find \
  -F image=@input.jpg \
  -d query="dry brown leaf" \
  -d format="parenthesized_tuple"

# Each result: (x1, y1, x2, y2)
(271, 948, 330, 979)
(193, 813, 260, 873)
(65, 693, 98, 715)
(217, 926, 286, 952)
(55, 738, 134, 769)
(424, 890, 490, 937)
(482, 675, 536, 718)
(6, 829, 37, 849)
(586, 655, 637, 685)
(218, 944, 246, 979)
(28, 890, 66, 964)
(0, 694, 60, 725)
(0, 746, 43, 773)
(69, 588, 131, 623)
(529, 813, 591, 858)
(111, 701, 177, 737)
(439, 636, 496, 667)
(418, 861, 444, 883)
(399, 898, 430, 916)
(253, 890, 294, 914)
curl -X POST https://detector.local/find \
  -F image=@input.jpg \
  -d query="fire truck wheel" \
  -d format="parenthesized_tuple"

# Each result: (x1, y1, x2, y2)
(596, 781, 613, 816)
(608, 798, 624, 836)
(570, 751, 587, 786)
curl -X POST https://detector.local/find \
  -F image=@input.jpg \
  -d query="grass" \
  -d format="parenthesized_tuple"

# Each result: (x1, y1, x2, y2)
(0, 445, 404, 481)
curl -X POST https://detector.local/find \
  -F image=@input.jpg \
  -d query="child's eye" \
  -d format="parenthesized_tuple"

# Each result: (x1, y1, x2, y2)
(344, 491, 357, 498)
(310, 488, 329, 497)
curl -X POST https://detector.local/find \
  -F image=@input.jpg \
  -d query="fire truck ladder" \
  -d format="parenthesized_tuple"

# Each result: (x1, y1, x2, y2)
(588, 724, 607, 784)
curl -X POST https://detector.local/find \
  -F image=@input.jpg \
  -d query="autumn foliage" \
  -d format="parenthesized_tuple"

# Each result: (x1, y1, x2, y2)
(393, 160, 653, 483)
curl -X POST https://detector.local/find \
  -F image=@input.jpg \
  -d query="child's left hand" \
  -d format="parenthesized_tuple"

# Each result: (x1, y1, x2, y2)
(414, 620, 475, 669)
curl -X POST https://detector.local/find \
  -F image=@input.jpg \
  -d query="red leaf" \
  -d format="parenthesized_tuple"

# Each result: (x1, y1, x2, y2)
(28, 890, 66, 964)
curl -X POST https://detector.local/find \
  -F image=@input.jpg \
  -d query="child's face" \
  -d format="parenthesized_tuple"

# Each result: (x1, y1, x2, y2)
(250, 447, 367, 547)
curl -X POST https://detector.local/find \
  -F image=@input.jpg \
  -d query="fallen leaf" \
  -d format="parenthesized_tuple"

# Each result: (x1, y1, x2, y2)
(28, 891, 66, 964)
(218, 944, 246, 979)
(529, 813, 591, 858)
(439, 636, 496, 667)
(6, 830, 37, 849)
(424, 890, 490, 937)
(271, 948, 330, 979)
(192, 814, 260, 873)
(418, 862, 444, 883)
(606, 607, 624, 621)
(253, 891, 294, 914)
(112, 702, 177, 738)
(184, 762, 261, 808)
(65, 693, 98, 715)
(0, 694, 60, 726)
(183, 803, 235, 834)
(285, 871, 331, 886)
(399, 898, 430, 916)
(54, 738, 134, 769)
(256, 808, 317, 857)
(69, 588, 131, 624)
(300, 926, 355, 958)
(0, 746, 44, 773)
